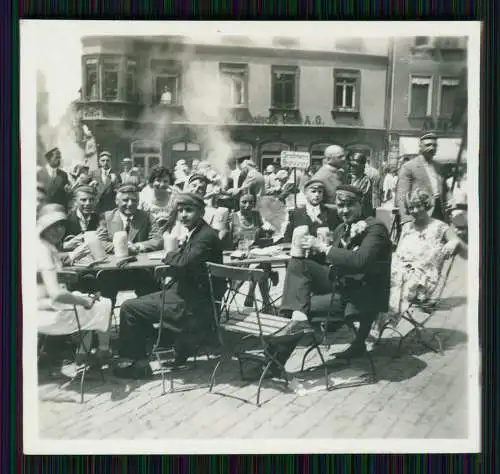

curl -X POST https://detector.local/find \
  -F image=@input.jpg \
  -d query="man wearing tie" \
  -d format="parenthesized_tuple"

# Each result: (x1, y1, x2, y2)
(113, 192, 223, 379)
(259, 185, 391, 376)
(91, 151, 121, 214)
(96, 183, 162, 255)
(36, 147, 70, 210)
(95, 184, 163, 299)
(396, 131, 447, 223)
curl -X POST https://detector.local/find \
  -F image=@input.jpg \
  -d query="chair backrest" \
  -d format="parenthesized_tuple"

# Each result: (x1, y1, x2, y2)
(206, 262, 266, 335)
(154, 265, 176, 281)
(206, 262, 267, 283)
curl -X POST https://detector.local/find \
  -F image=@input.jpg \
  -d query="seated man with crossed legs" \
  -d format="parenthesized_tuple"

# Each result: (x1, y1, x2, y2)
(268, 185, 392, 371)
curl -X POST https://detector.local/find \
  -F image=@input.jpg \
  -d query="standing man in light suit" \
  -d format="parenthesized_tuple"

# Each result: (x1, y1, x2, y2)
(396, 132, 447, 223)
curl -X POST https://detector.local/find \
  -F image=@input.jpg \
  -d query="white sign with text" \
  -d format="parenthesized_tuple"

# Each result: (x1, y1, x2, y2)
(280, 151, 311, 169)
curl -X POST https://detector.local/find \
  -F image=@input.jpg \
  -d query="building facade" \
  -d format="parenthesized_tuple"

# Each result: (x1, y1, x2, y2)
(75, 35, 390, 175)
(386, 36, 467, 165)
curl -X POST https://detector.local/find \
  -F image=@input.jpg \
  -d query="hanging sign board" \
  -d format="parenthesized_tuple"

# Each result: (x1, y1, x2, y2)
(280, 151, 311, 169)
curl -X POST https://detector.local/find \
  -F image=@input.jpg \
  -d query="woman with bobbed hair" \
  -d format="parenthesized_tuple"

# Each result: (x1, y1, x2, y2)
(380, 188, 467, 328)
(138, 165, 176, 227)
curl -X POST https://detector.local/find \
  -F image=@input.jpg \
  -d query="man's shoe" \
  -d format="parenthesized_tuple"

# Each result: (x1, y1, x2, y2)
(332, 342, 367, 360)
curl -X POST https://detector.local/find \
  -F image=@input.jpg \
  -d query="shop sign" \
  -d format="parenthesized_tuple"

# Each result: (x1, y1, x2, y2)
(280, 151, 311, 169)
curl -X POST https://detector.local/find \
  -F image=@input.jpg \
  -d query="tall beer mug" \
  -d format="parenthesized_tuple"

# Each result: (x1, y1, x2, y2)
(290, 225, 310, 258)
(84, 231, 107, 260)
(112, 231, 129, 258)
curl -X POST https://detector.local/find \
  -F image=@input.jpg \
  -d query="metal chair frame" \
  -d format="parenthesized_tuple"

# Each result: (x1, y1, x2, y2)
(151, 265, 216, 395)
(300, 276, 378, 391)
(38, 270, 103, 403)
(377, 253, 457, 356)
(206, 262, 293, 406)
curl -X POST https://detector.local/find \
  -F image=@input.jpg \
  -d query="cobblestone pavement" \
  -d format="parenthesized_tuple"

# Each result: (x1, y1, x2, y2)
(38, 256, 473, 440)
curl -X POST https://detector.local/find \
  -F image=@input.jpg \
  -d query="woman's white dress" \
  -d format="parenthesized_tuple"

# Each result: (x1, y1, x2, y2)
(37, 239, 111, 335)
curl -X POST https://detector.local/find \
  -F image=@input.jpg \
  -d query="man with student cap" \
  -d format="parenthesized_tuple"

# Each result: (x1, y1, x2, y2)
(37, 146, 71, 210)
(255, 183, 392, 378)
(90, 150, 122, 214)
(284, 177, 341, 264)
(396, 130, 447, 222)
(114, 191, 223, 379)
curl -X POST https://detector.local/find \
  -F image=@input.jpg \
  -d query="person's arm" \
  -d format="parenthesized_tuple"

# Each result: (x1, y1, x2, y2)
(443, 227, 468, 259)
(395, 164, 413, 223)
(136, 213, 163, 252)
(213, 208, 230, 241)
(163, 231, 217, 269)
(38, 247, 94, 308)
(95, 214, 114, 254)
(323, 223, 391, 274)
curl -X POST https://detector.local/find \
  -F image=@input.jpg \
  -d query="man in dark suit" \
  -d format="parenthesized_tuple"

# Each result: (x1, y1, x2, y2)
(114, 192, 223, 379)
(396, 131, 447, 223)
(284, 178, 341, 265)
(90, 151, 121, 214)
(270, 185, 392, 368)
(62, 185, 101, 251)
(36, 147, 70, 210)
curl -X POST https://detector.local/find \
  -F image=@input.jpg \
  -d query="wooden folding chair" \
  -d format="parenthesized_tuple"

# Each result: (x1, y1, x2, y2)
(378, 254, 457, 355)
(38, 270, 103, 403)
(150, 265, 216, 395)
(300, 279, 378, 391)
(206, 262, 294, 406)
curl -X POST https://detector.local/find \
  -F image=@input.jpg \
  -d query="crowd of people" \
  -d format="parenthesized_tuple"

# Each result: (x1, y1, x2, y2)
(36, 131, 468, 380)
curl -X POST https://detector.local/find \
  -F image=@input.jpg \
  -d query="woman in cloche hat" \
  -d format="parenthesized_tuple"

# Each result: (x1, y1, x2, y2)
(37, 203, 112, 359)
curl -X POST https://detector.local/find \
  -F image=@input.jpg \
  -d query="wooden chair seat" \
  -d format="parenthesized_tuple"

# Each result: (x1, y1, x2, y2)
(221, 310, 290, 337)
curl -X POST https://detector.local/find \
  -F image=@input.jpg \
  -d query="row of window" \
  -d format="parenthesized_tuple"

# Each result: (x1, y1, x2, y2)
(82, 58, 361, 112)
(408, 75, 460, 118)
(82, 57, 461, 120)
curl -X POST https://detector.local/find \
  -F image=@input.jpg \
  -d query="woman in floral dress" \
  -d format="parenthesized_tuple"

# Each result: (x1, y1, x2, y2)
(381, 188, 467, 328)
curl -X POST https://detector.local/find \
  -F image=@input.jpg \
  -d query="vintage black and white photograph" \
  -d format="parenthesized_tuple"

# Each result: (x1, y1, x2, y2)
(21, 21, 480, 454)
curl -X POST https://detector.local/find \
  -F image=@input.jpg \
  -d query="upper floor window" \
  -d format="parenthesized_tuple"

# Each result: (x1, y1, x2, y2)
(220, 63, 248, 107)
(126, 59, 137, 102)
(102, 59, 120, 101)
(152, 60, 182, 105)
(271, 66, 298, 110)
(333, 69, 361, 112)
(83, 56, 137, 102)
(414, 36, 432, 47)
(408, 75, 433, 118)
(85, 58, 99, 101)
(438, 77, 460, 117)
